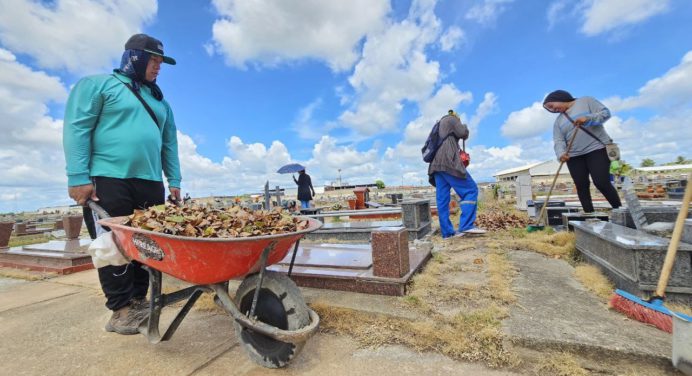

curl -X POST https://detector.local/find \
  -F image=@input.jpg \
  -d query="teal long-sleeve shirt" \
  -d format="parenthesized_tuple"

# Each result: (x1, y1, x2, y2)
(63, 72, 182, 188)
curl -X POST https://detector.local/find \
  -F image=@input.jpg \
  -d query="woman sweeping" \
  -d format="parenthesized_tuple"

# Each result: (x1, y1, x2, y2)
(543, 90, 621, 213)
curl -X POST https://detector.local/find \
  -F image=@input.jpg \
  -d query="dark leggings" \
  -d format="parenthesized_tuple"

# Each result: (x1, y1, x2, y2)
(566, 148, 622, 213)
(83, 177, 165, 311)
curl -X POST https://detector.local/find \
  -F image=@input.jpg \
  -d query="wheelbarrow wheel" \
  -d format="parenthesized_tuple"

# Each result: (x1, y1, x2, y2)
(233, 271, 310, 368)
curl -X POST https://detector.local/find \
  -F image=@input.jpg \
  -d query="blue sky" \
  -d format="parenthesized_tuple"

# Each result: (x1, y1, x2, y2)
(1, 0, 691, 212)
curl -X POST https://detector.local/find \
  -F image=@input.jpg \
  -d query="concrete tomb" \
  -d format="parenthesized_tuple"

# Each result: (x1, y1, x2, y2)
(573, 220, 692, 304)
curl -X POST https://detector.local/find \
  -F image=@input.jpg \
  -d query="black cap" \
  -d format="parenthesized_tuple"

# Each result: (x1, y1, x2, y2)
(125, 34, 176, 65)
(543, 90, 575, 104)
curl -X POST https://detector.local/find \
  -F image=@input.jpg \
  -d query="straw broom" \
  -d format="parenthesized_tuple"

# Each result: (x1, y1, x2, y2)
(609, 173, 692, 332)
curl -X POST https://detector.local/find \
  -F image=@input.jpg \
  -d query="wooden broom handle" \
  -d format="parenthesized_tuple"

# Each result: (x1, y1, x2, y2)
(656, 173, 692, 297)
(536, 126, 580, 226)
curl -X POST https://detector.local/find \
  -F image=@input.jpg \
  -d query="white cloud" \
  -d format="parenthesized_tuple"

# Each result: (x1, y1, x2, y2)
(292, 99, 327, 140)
(0, 0, 157, 74)
(580, 0, 670, 36)
(465, 0, 514, 26)
(439, 26, 465, 52)
(209, 0, 389, 71)
(549, 0, 670, 37)
(339, 0, 442, 136)
(0, 50, 70, 211)
(308, 136, 379, 182)
(605, 111, 692, 166)
(500, 102, 555, 139)
(546, 0, 572, 30)
(389, 84, 473, 161)
(469, 92, 498, 134)
(605, 51, 692, 111)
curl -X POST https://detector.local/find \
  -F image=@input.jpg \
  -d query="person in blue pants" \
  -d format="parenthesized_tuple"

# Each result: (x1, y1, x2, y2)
(427, 110, 486, 239)
(434, 171, 483, 237)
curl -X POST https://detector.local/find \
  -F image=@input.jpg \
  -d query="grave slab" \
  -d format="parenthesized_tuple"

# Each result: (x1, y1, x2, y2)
(276, 244, 372, 269)
(573, 220, 692, 304)
(269, 241, 431, 296)
(0, 240, 94, 275)
(562, 212, 609, 231)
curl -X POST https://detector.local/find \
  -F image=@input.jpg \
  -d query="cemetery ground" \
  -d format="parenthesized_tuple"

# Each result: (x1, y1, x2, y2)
(0, 199, 689, 375)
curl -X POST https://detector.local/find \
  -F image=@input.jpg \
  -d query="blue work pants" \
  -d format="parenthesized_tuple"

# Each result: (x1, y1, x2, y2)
(434, 171, 478, 238)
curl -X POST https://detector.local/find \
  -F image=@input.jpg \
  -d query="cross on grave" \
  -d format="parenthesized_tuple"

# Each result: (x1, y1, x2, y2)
(263, 181, 285, 209)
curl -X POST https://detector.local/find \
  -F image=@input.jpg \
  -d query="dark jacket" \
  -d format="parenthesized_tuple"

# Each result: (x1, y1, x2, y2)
(294, 173, 315, 201)
(427, 115, 469, 186)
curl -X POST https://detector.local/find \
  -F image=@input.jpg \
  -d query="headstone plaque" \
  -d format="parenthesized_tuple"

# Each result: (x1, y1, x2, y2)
(622, 177, 648, 230)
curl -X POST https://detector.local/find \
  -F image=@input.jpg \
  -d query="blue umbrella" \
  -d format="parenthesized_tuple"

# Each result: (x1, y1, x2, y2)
(276, 163, 305, 174)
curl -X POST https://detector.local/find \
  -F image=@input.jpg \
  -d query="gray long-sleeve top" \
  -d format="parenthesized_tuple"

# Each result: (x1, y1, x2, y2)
(552, 96, 612, 160)
(427, 114, 469, 186)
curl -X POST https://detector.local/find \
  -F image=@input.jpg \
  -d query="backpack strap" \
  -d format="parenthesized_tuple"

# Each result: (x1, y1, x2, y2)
(112, 74, 160, 130)
(561, 112, 611, 144)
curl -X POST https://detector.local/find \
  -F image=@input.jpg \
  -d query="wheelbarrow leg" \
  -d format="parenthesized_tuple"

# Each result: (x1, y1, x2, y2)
(287, 239, 301, 278)
(249, 241, 276, 318)
(143, 267, 163, 342)
(141, 266, 206, 344)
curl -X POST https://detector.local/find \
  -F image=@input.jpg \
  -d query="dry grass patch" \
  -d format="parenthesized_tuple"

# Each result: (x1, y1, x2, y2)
(0, 267, 56, 281)
(533, 352, 588, 376)
(311, 301, 518, 367)
(510, 231, 576, 259)
(311, 231, 520, 368)
(574, 264, 614, 300)
(668, 302, 692, 316)
(8, 234, 50, 247)
(486, 252, 516, 304)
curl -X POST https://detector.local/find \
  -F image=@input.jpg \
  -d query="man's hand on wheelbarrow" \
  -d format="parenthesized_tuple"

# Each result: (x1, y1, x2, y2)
(169, 186, 182, 205)
(69, 183, 99, 206)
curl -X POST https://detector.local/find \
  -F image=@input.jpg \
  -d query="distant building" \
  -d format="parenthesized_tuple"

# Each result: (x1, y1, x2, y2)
(494, 160, 573, 209)
(36, 204, 82, 215)
(631, 164, 692, 183)
(323, 183, 378, 191)
(494, 160, 571, 185)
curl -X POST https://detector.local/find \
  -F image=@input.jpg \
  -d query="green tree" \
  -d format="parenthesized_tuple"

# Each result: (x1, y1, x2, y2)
(375, 180, 385, 189)
(640, 158, 655, 167)
(674, 155, 689, 165)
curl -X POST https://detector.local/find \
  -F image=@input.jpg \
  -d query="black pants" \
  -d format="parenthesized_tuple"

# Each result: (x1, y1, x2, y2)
(566, 148, 622, 213)
(83, 177, 165, 311)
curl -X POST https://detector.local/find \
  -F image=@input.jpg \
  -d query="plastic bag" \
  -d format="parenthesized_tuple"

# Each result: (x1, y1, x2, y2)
(460, 150, 471, 167)
(605, 143, 620, 161)
(87, 231, 129, 268)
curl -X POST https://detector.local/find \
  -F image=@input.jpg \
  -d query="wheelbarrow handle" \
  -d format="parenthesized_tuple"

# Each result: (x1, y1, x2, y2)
(87, 200, 111, 220)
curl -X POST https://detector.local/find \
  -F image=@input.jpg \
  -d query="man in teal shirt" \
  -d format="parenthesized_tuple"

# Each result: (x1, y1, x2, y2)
(63, 34, 182, 335)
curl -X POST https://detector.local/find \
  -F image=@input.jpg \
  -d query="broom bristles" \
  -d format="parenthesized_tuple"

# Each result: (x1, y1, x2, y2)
(609, 294, 672, 333)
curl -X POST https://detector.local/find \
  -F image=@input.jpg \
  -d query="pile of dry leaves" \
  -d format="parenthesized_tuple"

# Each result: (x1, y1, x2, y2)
(475, 210, 530, 231)
(125, 204, 310, 238)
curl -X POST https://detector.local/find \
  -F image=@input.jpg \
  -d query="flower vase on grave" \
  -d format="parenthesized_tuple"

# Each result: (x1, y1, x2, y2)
(0, 221, 13, 249)
(63, 215, 84, 240)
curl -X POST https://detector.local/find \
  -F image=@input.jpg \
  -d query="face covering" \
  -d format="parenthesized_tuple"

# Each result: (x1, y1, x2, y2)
(114, 49, 164, 101)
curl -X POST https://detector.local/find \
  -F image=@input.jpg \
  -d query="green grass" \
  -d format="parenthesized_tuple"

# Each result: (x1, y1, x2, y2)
(8, 234, 50, 247)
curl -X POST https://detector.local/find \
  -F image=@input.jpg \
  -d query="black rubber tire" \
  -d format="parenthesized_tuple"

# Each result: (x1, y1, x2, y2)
(233, 271, 310, 368)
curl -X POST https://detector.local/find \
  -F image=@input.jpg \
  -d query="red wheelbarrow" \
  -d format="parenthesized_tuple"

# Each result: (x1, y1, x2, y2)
(89, 202, 322, 368)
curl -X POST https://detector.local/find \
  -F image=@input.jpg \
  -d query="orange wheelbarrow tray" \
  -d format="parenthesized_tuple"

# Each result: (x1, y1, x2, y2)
(96, 210, 323, 368)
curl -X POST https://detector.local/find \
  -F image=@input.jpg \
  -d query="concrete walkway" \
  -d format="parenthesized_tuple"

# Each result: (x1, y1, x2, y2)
(0, 248, 682, 375)
(503, 250, 671, 362)
(0, 271, 517, 376)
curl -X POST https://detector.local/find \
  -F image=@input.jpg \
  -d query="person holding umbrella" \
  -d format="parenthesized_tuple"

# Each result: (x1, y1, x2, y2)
(293, 169, 315, 209)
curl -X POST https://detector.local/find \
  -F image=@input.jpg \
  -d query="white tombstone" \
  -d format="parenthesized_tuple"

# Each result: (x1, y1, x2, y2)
(516, 174, 532, 210)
